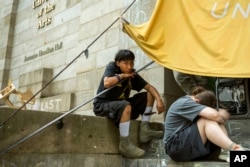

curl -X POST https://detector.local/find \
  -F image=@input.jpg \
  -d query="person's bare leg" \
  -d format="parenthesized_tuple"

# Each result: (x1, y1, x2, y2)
(120, 105, 131, 123)
(197, 118, 235, 150)
(219, 124, 228, 136)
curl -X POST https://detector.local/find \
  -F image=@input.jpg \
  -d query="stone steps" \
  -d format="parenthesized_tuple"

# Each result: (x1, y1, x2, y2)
(0, 108, 249, 167)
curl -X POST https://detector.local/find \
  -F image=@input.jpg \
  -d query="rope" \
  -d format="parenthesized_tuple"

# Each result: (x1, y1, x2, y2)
(0, 0, 136, 128)
(0, 60, 154, 156)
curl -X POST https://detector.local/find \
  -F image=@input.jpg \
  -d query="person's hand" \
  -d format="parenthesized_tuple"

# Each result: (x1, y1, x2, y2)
(218, 108, 230, 121)
(156, 100, 165, 114)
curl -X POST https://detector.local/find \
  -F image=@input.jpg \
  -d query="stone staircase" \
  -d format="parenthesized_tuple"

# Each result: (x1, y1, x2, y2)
(0, 108, 247, 167)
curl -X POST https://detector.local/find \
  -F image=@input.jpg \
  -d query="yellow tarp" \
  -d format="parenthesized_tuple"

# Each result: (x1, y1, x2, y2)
(123, 0, 250, 77)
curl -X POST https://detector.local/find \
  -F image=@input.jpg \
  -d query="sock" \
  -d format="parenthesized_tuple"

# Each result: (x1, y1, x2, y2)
(141, 106, 153, 122)
(119, 121, 130, 137)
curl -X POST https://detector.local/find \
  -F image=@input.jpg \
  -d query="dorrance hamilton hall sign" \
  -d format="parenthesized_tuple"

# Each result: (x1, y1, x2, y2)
(24, 42, 63, 62)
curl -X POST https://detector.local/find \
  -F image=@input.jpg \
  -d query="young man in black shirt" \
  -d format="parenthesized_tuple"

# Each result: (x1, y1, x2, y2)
(93, 49, 165, 158)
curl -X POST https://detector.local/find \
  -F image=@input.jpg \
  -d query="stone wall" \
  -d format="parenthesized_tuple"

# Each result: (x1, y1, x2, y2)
(0, 108, 159, 167)
(0, 0, 176, 122)
(0, 0, 17, 92)
(0, 108, 133, 166)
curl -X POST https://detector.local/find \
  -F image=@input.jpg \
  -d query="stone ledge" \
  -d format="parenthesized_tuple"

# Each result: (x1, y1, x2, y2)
(1, 153, 122, 167)
(1, 108, 249, 167)
(0, 107, 141, 154)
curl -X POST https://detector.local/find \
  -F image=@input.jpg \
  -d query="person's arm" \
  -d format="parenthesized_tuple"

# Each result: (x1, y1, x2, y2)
(103, 75, 121, 88)
(104, 73, 136, 88)
(218, 108, 230, 121)
(199, 107, 227, 124)
(144, 84, 165, 114)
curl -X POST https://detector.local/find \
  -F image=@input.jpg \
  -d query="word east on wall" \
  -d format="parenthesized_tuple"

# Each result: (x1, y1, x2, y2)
(40, 99, 62, 111)
(211, 2, 250, 18)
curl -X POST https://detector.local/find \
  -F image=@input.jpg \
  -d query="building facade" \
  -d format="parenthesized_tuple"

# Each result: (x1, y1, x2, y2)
(1, 0, 181, 122)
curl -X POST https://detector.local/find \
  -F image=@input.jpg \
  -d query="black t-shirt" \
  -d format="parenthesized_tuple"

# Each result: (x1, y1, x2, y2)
(93, 62, 148, 106)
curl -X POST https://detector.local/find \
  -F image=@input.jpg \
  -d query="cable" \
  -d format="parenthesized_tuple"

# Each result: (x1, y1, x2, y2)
(0, 0, 136, 128)
(0, 60, 154, 156)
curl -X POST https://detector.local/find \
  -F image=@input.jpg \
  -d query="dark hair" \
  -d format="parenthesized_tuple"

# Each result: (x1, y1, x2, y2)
(191, 86, 206, 96)
(114, 49, 135, 62)
(195, 90, 216, 108)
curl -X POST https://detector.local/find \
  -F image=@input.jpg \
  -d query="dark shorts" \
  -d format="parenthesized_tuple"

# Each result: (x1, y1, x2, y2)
(165, 122, 219, 162)
(93, 92, 147, 126)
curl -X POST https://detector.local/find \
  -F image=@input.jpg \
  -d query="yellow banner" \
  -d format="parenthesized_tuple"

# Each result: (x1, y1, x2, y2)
(123, 0, 250, 77)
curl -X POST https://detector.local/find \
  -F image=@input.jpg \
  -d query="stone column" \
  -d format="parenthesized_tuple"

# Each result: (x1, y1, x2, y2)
(0, 1, 18, 89)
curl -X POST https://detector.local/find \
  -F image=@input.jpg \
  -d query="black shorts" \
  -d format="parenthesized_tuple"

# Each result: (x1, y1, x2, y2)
(165, 122, 216, 161)
(93, 92, 147, 126)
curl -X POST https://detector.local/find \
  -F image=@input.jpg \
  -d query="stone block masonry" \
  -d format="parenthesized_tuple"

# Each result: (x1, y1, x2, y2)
(0, 108, 140, 155)
(0, 107, 245, 167)
(0, 108, 140, 166)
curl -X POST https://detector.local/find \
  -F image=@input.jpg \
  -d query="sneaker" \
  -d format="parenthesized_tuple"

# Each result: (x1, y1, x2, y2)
(139, 122, 163, 143)
(119, 136, 145, 158)
(222, 145, 250, 162)
(218, 149, 229, 162)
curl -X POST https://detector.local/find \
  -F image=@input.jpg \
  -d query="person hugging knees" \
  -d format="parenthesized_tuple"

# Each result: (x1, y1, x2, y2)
(93, 49, 165, 158)
(163, 86, 249, 162)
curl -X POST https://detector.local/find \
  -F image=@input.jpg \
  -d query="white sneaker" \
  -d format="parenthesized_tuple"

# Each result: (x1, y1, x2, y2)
(218, 149, 229, 162)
